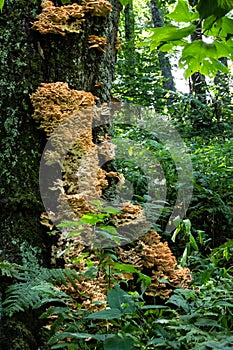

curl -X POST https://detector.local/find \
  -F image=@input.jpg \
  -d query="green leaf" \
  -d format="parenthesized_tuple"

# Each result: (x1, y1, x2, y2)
(107, 285, 135, 313)
(95, 229, 121, 244)
(0, 0, 4, 11)
(99, 225, 118, 235)
(92, 200, 103, 211)
(189, 234, 198, 250)
(104, 335, 134, 350)
(67, 229, 83, 238)
(49, 332, 109, 345)
(80, 213, 106, 225)
(179, 40, 230, 77)
(167, 0, 199, 23)
(147, 24, 196, 51)
(141, 305, 169, 310)
(197, 0, 233, 19)
(180, 246, 188, 266)
(61, 0, 71, 4)
(215, 301, 233, 307)
(220, 16, 233, 38)
(102, 206, 120, 214)
(57, 221, 80, 227)
(118, 0, 131, 6)
(183, 219, 191, 234)
(86, 308, 122, 320)
(194, 318, 221, 327)
(111, 262, 137, 273)
(167, 293, 189, 312)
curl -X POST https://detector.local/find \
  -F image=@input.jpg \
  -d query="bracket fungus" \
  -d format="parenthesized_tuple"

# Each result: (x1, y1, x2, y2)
(31, 0, 112, 35)
(117, 230, 192, 300)
(31, 82, 192, 308)
(31, 0, 85, 35)
(84, 0, 112, 17)
(88, 35, 108, 53)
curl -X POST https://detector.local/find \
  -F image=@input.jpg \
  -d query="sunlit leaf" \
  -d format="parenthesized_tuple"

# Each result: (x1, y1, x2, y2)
(100, 225, 118, 235)
(189, 234, 198, 250)
(148, 24, 196, 51)
(0, 0, 4, 11)
(179, 40, 230, 77)
(102, 206, 120, 214)
(167, 0, 199, 23)
(118, 0, 131, 6)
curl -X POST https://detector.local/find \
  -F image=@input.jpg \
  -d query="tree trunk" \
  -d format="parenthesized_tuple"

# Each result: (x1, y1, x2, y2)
(188, 0, 207, 102)
(189, 23, 208, 102)
(213, 57, 231, 125)
(124, 0, 135, 74)
(0, 0, 121, 348)
(150, 0, 175, 92)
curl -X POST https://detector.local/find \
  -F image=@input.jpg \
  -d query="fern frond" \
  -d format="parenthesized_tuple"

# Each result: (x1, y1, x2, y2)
(0, 261, 22, 278)
(1, 245, 80, 317)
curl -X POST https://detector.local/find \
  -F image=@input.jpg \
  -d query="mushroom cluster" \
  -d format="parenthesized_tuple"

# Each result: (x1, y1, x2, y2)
(31, 0, 112, 35)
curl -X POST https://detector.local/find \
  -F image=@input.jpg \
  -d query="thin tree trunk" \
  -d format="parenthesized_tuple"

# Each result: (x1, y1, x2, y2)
(0, 0, 121, 348)
(213, 57, 231, 124)
(124, 0, 135, 74)
(150, 0, 175, 91)
(188, 0, 207, 102)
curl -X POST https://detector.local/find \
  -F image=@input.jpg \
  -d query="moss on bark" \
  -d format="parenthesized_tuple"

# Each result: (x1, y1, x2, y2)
(0, 0, 121, 348)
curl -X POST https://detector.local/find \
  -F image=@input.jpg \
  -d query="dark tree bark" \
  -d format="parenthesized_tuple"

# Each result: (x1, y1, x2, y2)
(213, 57, 231, 124)
(0, 0, 121, 348)
(189, 22, 208, 102)
(187, 0, 207, 102)
(124, 0, 136, 73)
(150, 0, 175, 92)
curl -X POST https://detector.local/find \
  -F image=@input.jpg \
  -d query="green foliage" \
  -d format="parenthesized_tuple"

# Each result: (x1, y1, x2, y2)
(211, 240, 233, 269)
(187, 137, 233, 242)
(171, 219, 201, 266)
(179, 40, 230, 78)
(39, 271, 233, 349)
(118, 0, 131, 6)
(0, 0, 4, 11)
(58, 202, 122, 246)
(142, 0, 233, 77)
(197, 0, 233, 19)
(146, 24, 196, 51)
(112, 1, 169, 109)
(167, 0, 199, 22)
(1, 245, 80, 317)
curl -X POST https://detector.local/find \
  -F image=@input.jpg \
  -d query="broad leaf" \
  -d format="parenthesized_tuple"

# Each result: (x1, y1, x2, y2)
(179, 40, 230, 77)
(118, 0, 131, 6)
(203, 16, 233, 39)
(80, 213, 107, 225)
(167, 0, 199, 23)
(99, 225, 118, 235)
(86, 308, 122, 320)
(107, 285, 135, 313)
(102, 206, 120, 214)
(148, 24, 196, 51)
(104, 335, 134, 350)
(197, 0, 233, 19)
(49, 332, 109, 345)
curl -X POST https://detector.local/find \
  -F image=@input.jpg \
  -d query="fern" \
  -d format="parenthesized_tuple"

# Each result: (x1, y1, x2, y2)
(0, 260, 22, 278)
(0, 245, 80, 318)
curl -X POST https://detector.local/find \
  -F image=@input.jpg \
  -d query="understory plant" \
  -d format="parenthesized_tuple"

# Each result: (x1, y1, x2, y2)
(41, 272, 233, 350)
(1, 234, 233, 349)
